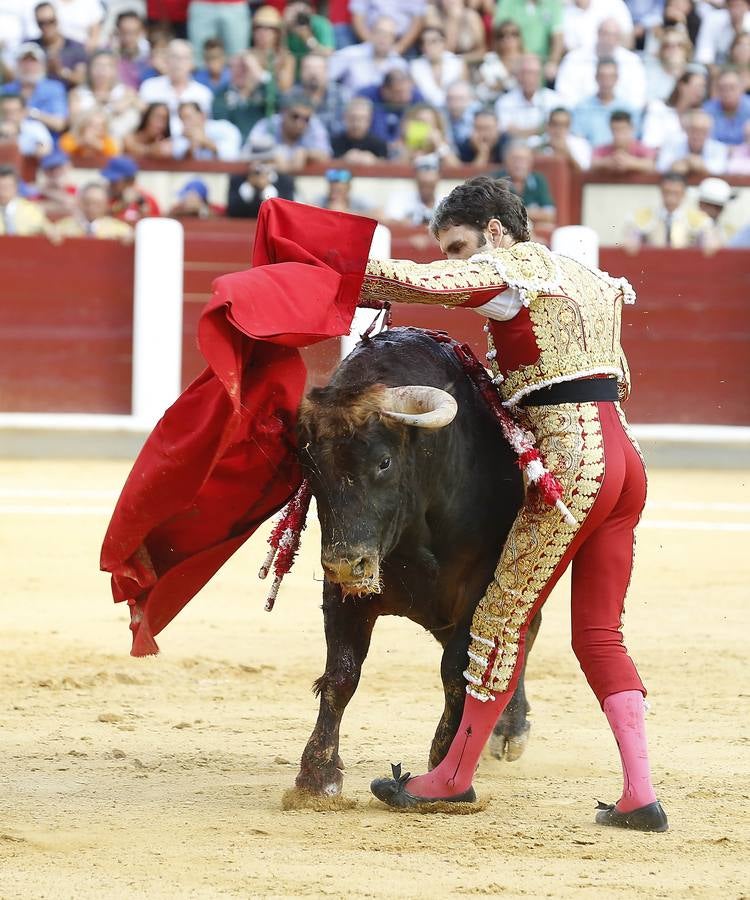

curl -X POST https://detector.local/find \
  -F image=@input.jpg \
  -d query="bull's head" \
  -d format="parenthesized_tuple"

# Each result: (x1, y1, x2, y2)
(298, 384, 457, 597)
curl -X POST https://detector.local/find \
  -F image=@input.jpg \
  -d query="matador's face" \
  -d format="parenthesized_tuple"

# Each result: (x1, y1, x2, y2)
(436, 224, 489, 260)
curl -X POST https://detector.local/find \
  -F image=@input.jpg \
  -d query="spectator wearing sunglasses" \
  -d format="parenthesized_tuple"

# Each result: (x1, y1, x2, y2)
(242, 88, 332, 172)
(32, 2, 88, 90)
(317, 168, 374, 214)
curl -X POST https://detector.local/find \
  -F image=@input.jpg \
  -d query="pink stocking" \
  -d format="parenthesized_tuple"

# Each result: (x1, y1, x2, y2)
(603, 690, 657, 812)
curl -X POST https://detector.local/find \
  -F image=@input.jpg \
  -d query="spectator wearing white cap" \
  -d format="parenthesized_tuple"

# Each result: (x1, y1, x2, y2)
(1, 43, 67, 134)
(696, 176, 738, 247)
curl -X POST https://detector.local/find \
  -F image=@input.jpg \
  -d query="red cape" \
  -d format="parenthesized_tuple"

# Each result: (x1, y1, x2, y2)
(100, 199, 377, 655)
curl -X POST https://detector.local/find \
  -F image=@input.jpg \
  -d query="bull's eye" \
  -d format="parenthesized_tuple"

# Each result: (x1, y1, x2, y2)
(378, 456, 391, 472)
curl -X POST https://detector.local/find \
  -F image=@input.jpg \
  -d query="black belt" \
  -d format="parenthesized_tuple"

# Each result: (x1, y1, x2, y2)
(521, 378, 618, 406)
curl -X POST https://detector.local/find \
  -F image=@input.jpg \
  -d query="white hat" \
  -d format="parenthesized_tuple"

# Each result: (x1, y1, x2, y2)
(697, 177, 734, 207)
(16, 42, 46, 62)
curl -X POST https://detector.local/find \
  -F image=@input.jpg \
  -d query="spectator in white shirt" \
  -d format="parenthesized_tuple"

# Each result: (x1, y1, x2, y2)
(172, 101, 241, 160)
(528, 106, 592, 170)
(328, 16, 407, 93)
(641, 65, 708, 149)
(562, 0, 633, 53)
(554, 18, 647, 110)
(694, 0, 750, 67)
(139, 39, 214, 134)
(409, 25, 467, 108)
(656, 108, 730, 175)
(349, 0, 427, 56)
(495, 53, 562, 140)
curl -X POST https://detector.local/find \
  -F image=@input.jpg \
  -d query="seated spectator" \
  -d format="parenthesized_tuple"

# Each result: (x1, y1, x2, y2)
(444, 80, 481, 148)
(654, 0, 702, 51)
(381, 156, 446, 225)
(68, 50, 141, 141)
(284, 1, 335, 69)
(0, 93, 53, 158)
(122, 102, 174, 159)
(528, 106, 592, 170)
(33, 2, 87, 90)
(140, 28, 170, 82)
(172, 101, 241, 160)
(33, 149, 77, 219)
(572, 58, 637, 149)
(704, 68, 750, 146)
(193, 38, 230, 95)
(187, 0, 250, 60)
(657, 108, 729, 175)
(2, 43, 68, 135)
(139, 39, 213, 133)
(641, 65, 708, 150)
(694, 0, 750, 68)
(328, 16, 407, 94)
(728, 31, 750, 93)
(168, 178, 219, 218)
(475, 19, 523, 105)
(357, 69, 425, 151)
(350, 0, 427, 56)
(624, 170, 713, 250)
(643, 27, 693, 104)
(213, 53, 274, 143)
(457, 107, 508, 165)
(728, 120, 750, 174)
(111, 10, 150, 90)
(249, 5, 295, 96)
(495, 52, 561, 141)
(0, 6, 23, 81)
(494, 141, 556, 226)
(493, 0, 565, 84)
(331, 96, 388, 163)
(50, 0, 103, 54)
(391, 102, 460, 166)
(425, 0, 487, 65)
(144, 0, 189, 41)
(56, 181, 133, 240)
(0, 164, 51, 236)
(591, 110, 656, 173)
(696, 176, 737, 247)
(409, 26, 468, 108)
(243, 89, 332, 172)
(100, 155, 161, 225)
(562, 0, 633, 55)
(316, 167, 374, 213)
(297, 53, 347, 138)
(59, 108, 120, 162)
(555, 18, 646, 111)
(629, 0, 666, 52)
(226, 160, 295, 218)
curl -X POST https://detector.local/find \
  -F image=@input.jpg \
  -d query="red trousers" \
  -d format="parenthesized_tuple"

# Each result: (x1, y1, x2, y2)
(465, 400, 648, 706)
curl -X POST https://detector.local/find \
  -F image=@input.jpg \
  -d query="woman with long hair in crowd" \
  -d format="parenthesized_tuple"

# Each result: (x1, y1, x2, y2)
(409, 25, 468, 107)
(475, 19, 523, 103)
(122, 102, 173, 159)
(425, 0, 488, 66)
(641, 65, 708, 150)
(59, 107, 119, 161)
(68, 50, 141, 140)
(643, 27, 693, 103)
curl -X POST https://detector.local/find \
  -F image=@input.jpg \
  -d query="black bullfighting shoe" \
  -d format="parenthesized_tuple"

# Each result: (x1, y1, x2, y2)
(370, 763, 477, 809)
(595, 800, 669, 832)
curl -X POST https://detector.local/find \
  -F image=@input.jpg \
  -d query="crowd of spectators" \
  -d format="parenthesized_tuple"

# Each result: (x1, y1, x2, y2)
(0, 0, 749, 246)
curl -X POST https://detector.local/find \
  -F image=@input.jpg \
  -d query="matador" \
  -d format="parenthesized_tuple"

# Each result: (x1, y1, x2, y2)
(365, 176, 668, 833)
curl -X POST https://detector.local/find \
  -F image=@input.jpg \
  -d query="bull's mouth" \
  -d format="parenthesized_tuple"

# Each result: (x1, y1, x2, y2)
(328, 571, 383, 598)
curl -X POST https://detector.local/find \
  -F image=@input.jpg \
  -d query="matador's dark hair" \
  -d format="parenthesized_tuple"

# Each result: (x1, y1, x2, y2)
(430, 175, 530, 243)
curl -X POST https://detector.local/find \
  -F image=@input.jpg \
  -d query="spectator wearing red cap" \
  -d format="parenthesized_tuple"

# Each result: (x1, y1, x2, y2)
(100, 156, 161, 225)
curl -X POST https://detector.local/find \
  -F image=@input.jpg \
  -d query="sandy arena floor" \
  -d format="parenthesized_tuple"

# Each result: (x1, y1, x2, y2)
(1, 459, 749, 899)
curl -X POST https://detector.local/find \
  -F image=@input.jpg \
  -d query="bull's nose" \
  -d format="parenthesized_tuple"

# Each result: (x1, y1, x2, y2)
(321, 551, 377, 583)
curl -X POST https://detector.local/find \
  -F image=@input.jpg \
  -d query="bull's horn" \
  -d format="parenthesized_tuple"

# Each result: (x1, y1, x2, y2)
(380, 386, 458, 429)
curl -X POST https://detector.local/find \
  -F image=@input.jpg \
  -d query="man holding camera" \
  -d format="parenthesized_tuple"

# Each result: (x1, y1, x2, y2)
(226, 160, 295, 218)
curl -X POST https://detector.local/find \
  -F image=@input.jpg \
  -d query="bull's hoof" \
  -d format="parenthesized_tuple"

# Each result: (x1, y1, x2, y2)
(489, 721, 531, 761)
(595, 800, 669, 833)
(370, 763, 476, 810)
(295, 755, 345, 797)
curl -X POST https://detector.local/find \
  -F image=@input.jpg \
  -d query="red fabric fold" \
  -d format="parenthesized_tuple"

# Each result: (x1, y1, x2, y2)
(100, 199, 377, 655)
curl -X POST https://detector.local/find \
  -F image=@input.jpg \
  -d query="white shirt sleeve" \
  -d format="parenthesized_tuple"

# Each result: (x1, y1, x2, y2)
(471, 288, 523, 321)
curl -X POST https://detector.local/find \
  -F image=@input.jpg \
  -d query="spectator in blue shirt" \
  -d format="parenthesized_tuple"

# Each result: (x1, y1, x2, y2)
(194, 38, 231, 94)
(357, 69, 425, 151)
(703, 68, 750, 146)
(572, 56, 636, 149)
(2, 43, 68, 135)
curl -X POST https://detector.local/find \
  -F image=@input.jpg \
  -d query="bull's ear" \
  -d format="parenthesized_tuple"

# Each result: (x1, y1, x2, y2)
(380, 386, 457, 429)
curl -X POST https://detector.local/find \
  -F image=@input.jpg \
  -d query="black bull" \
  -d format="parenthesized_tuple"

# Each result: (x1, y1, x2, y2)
(294, 327, 542, 796)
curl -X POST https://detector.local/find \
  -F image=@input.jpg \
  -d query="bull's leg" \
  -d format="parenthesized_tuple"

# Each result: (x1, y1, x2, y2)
(489, 609, 542, 761)
(295, 582, 378, 796)
(428, 617, 472, 770)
